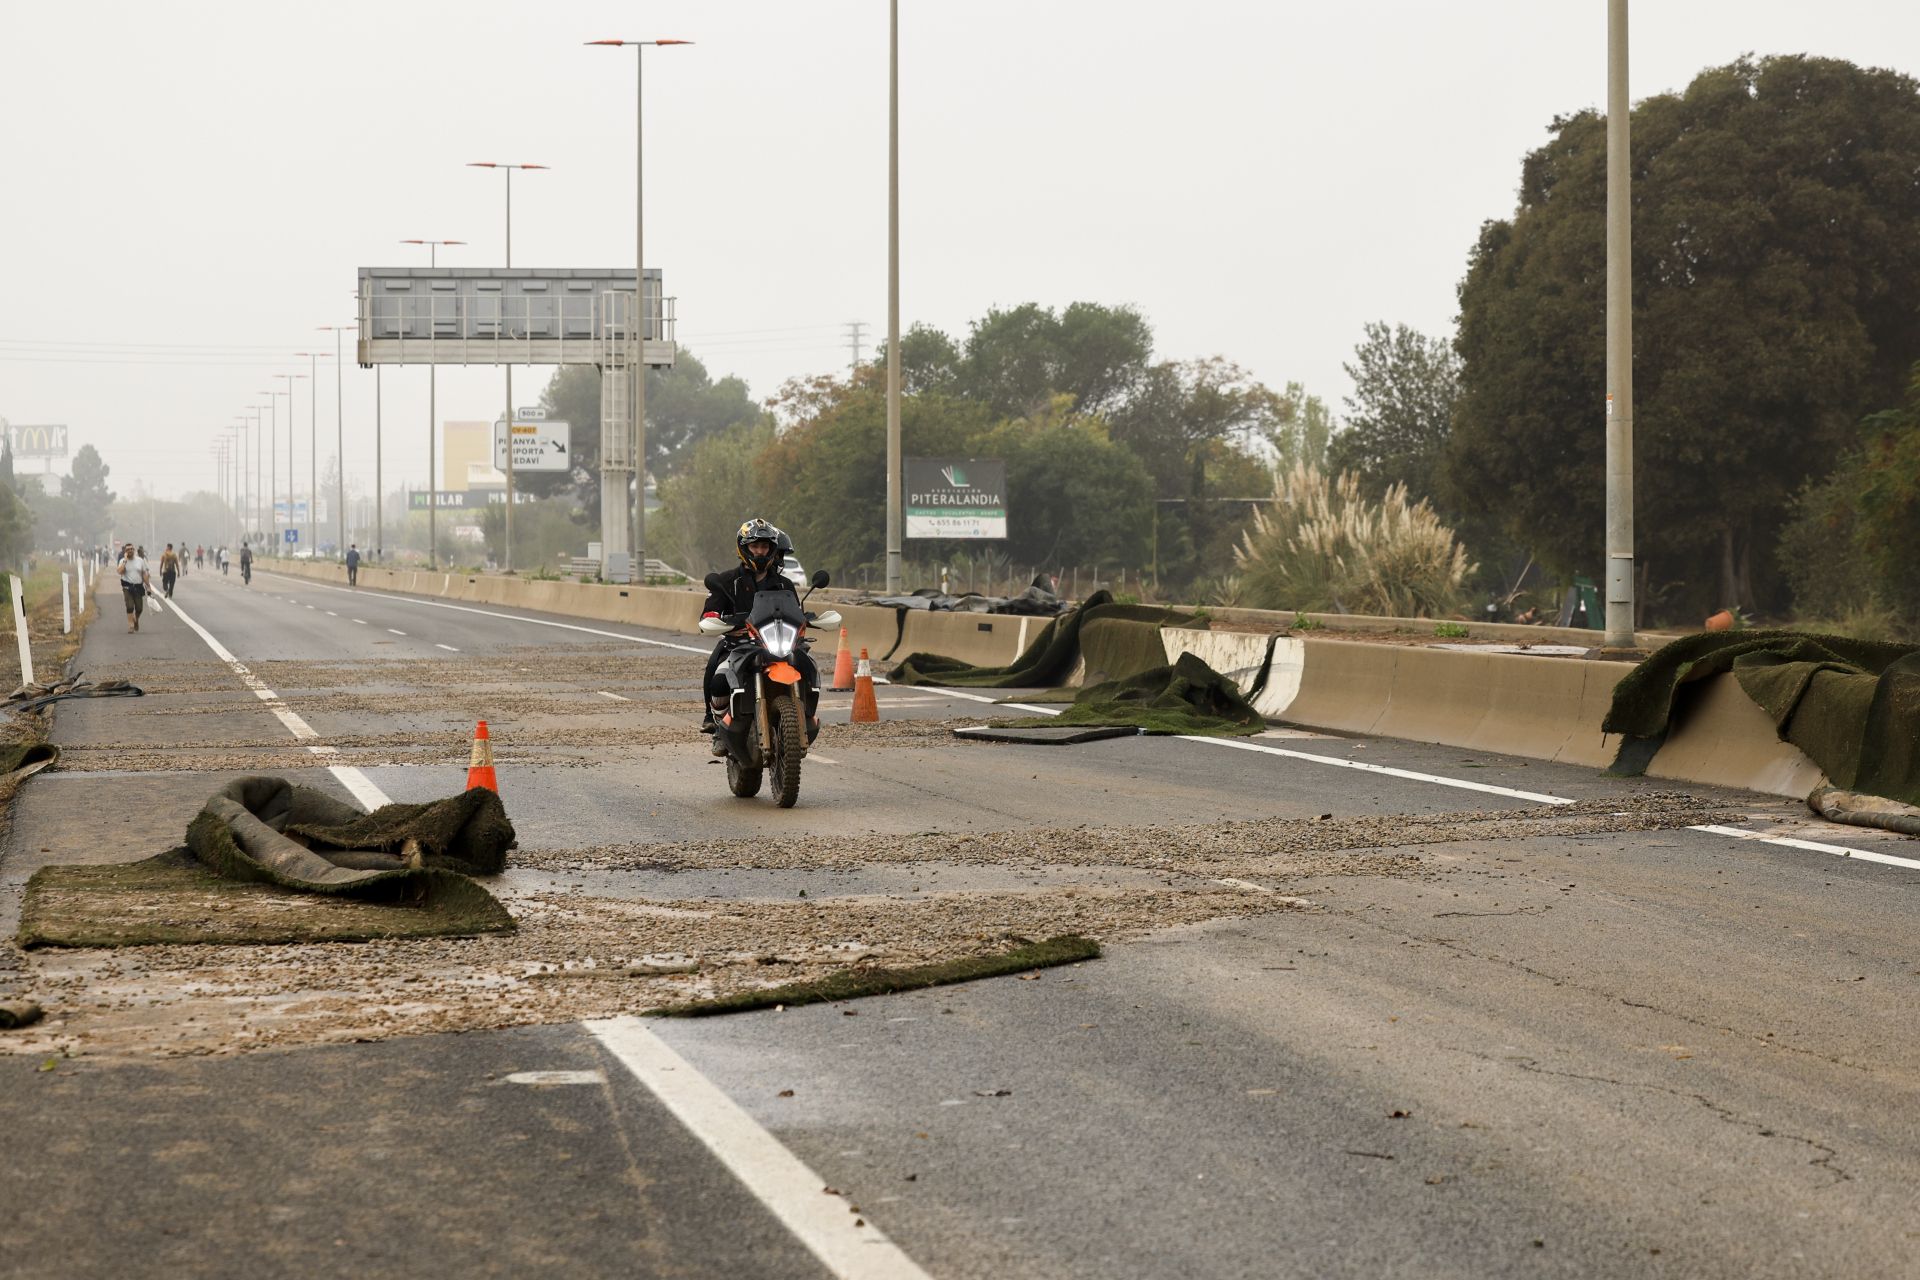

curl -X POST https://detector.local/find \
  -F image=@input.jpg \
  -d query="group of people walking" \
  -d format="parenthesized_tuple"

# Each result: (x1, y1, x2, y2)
(115, 539, 254, 632)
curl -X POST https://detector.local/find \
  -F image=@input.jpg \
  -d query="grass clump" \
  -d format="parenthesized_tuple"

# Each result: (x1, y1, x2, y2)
(647, 935, 1100, 1017)
(1434, 621, 1470, 638)
(1234, 462, 1474, 619)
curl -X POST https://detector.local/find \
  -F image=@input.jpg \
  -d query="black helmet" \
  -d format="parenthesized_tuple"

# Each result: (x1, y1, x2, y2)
(736, 518, 781, 572)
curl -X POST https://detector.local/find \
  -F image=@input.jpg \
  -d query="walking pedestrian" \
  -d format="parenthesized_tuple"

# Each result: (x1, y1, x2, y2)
(159, 543, 180, 598)
(237, 541, 251, 586)
(345, 543, 360, 587)
(117, 543, 150, 632)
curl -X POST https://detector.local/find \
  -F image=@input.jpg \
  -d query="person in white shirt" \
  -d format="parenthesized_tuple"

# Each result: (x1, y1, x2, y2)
(117, 543, 151, 633)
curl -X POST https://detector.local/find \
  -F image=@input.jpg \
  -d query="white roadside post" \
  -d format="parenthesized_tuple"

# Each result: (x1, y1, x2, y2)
(61, 572, 71, 634)
(9, 574, 33, 687)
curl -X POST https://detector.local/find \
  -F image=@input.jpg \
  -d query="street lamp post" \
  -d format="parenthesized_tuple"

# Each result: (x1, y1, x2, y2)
(270, 376, 304, 557)
(401, 239, 465, 568)
(249, 404, 268, 545)
(294, 351, 333, 556)
(1604, 0, 1636, 648)
(468, 162, 548, 573)
(885, 0, 903, 593)
(317, 324, 355, 560)
(589, 37, 691, 581)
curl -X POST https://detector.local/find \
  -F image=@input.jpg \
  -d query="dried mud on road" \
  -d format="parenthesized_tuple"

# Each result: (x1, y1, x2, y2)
(5, 794, 1735, 1061)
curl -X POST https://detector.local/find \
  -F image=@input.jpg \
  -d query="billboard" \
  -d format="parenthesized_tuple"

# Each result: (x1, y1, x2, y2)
(905, 458, 1008, 540)
(493, 412, 571, 473)
(9, 424, 68, 458)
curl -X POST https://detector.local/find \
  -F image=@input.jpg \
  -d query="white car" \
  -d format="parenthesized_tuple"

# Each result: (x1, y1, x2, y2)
(780, 554, 807, 588)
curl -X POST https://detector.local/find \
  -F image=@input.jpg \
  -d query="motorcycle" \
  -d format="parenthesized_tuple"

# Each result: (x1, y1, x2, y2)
(700, 569, 842, 808)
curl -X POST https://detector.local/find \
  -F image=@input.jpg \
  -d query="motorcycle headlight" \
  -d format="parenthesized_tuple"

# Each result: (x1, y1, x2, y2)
(760, 620, 798, 658)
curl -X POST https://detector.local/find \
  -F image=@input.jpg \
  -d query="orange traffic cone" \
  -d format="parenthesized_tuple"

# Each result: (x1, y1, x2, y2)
(829, 627, 855, 691)
(466, 720, 499, 792)
(850, 648, 879, 723)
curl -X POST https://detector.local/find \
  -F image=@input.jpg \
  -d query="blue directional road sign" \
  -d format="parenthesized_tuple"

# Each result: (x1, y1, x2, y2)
(284, 529, 299, 544)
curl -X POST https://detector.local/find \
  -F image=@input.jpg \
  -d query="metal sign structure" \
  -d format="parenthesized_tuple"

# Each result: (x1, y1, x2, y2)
(354, 267, 674, 368)
(355, 265, 677, 581)
(407, 490, 537, 511)
(493, 417, 571, 473)
(904, 458, 1009, 539)
(8, 424, 68, 458)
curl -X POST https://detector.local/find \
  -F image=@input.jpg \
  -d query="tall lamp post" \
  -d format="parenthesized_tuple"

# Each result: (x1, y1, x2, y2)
(271, 375, 305, 557)
(293, 351, 333, 556)
(229, 418, 250, 548)
(885, 0, 903, 593)
(588, 37, 691, 581)
(248, 404, 269, 545)
(1604, 0, 1636, 648)
(317, 324, 355, 559)
(401, 239, 465, 568)
(468, 162, 548, 573)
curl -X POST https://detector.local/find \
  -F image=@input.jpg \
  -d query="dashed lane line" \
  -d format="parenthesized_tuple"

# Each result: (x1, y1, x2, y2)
(154, 595, 394, 812)
(598, 691, 630, 701)
(435, 643, 459, 652)
(587, 1017, 935, 1280)
(387, 629, 407, 636)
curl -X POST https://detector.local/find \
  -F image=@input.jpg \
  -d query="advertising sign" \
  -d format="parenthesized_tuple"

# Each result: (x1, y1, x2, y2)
(493, 417, 571, 473)
(904, 458, 1008, 539)
(9, 424, 69, 458)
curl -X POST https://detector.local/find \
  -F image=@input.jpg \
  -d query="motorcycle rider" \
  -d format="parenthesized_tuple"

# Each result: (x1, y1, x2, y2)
(700, 519, 811, 754)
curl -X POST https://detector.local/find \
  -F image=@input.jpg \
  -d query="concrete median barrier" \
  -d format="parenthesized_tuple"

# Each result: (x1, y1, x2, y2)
(265, 561, 1820, 799)
(1643, 673, 1827, 798)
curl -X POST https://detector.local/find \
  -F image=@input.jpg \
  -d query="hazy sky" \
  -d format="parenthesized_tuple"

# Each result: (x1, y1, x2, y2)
(1, 1, 1914, 502)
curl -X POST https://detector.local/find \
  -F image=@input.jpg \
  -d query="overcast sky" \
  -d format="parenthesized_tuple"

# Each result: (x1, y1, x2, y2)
(1, 1, 1914, 502)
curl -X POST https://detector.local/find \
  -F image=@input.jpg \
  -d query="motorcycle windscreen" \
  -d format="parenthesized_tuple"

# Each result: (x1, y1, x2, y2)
(764, 661, 803, 684)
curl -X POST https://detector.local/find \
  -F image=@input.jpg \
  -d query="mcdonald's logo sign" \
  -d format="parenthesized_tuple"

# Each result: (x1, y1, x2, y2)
(10, 425, 68, 458)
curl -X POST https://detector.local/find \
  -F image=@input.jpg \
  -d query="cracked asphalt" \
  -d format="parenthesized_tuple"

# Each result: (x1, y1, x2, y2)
(2, 565, 1917, 1278)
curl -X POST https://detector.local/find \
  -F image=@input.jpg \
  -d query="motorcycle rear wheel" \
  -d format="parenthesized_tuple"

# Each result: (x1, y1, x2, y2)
(770, 692, 803, 808)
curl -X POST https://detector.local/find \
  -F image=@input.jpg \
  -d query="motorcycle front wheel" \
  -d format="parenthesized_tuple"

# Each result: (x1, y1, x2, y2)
(770, 691, 803, 808)
(726, 748, 763, 797)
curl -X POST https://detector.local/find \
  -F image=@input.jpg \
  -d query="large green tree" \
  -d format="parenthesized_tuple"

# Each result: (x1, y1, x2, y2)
(61, 444, 115, 545)
(1450, 55, 1920, 617)
(1330, 322, 1460, 506)
(950, 302, 1154, 420)
(971, 401, 1155, 567)
(756, 374, 988, 571)
(534, 350, 760, 514)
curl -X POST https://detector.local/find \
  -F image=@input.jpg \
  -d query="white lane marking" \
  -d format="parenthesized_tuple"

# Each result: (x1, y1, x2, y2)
(587, 1017, 934, 1280)
(256, 570, 709, 655)
(807, 754, 840, 765)
(1182, 734, 1577, 806)
(387, 628, 407, 636)
(918, 685, 1060, 715)
(305, 604, 316, 610)
(155, 595, 394, 811)
(924, 684, 1905, 871)
(598, 690, 631, 701)
(1689, 824, 1920, 872)
(325, 611, 338, 617)
(505, 1070, 606, 1086)
(1210, 878, 1315, 906)
(435, 643, 459, 652)
(353, 618, 367, 625)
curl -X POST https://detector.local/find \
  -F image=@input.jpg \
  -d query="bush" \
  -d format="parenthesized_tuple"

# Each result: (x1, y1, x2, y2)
(1232, 463, 1474, 618)
(1434, 621, 1469, 638)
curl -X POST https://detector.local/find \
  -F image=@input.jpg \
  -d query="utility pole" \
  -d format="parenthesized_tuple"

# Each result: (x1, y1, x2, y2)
(884, 0, 903, 594)
(845, 320, 867, 377)
(1604, 0, 1636, 647)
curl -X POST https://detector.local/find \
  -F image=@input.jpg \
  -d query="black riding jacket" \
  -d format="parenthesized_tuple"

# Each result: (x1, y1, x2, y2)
(701, 565, 795, 620)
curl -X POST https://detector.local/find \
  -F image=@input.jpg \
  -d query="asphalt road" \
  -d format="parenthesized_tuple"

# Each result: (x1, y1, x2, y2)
(1, 564, 1915, 1278)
